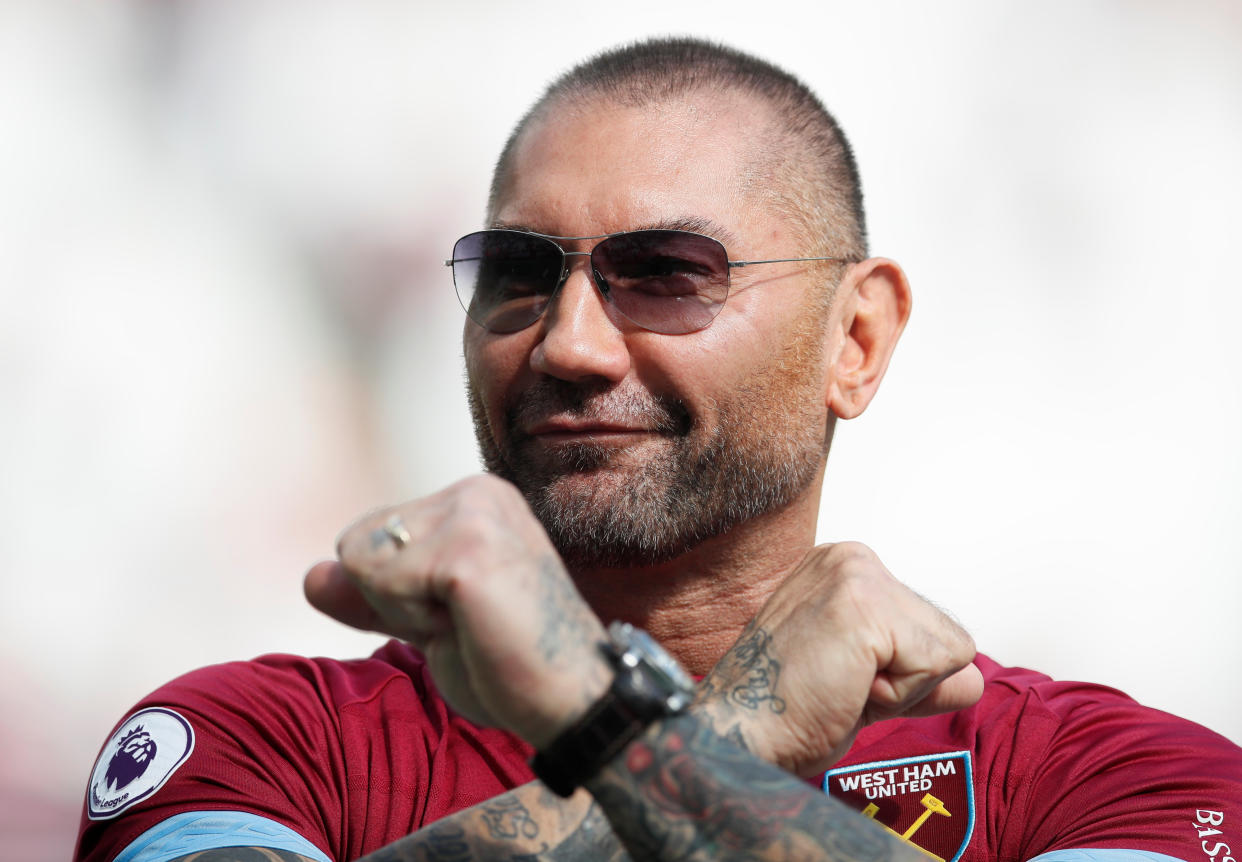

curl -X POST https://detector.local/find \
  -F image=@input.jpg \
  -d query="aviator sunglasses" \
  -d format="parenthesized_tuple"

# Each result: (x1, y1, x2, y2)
(447, 228, 855, 335)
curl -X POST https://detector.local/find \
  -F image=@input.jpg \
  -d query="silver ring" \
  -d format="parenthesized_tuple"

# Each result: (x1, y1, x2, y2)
(382, 514, 411, 550)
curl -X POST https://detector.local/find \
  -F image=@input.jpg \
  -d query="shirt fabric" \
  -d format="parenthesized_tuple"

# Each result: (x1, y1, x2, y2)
(75, 642, 1242, 862)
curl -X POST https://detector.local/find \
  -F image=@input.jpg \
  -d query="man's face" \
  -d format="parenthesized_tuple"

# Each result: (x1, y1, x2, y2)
(465, 91, 835, 569)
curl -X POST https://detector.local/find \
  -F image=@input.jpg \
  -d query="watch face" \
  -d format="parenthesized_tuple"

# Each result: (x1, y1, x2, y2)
(609, 621, 696, 710)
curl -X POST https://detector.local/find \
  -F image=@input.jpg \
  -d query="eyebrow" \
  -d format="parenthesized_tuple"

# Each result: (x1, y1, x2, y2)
(487, 217, 741, 250)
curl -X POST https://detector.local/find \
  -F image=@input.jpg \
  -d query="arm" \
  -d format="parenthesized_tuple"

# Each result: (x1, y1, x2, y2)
(355, 784, 626, 862)
(157, 784, 618, 862)
(352, 710, 926, 862)
(307, 475, 980, 862)
(587, 711, 920, 862)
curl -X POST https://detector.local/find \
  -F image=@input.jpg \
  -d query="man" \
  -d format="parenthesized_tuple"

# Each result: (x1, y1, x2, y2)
(76, 38, 1240, 862)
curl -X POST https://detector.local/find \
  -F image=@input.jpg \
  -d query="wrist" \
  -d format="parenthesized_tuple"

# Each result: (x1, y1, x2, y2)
(531, 622, 695, 796)
(691, 694, 771, 762)
(524, 645, 614, 751)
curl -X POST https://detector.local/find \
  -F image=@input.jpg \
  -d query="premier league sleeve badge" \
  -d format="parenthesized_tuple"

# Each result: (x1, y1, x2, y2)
(86, 707, 195, 820)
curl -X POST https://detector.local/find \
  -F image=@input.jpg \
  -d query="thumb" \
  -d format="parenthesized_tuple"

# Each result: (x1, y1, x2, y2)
(304, 560, 386, 632)
(893, 663, 985, 719)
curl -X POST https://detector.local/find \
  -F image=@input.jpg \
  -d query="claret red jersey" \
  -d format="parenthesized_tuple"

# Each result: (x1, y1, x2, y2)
(823, 655, 1240, 862)
(76, 644, 1241, 862)
(75, 641, 535, 862)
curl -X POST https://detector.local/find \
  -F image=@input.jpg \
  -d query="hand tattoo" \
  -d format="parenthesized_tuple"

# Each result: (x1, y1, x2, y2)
(535, 554, 602, 670)
(714, 622, 787, 713)
(695, 623, 786, 752)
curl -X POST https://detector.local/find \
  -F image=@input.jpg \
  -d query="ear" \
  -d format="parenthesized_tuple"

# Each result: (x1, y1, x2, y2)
(824, 258, 912, 420)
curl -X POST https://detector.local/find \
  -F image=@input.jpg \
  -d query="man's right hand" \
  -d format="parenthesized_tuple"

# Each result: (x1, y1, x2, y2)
(697, 541, 984, 777)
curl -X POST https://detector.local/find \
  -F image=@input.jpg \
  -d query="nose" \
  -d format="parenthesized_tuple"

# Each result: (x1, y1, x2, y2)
(529, 260, 631, 384)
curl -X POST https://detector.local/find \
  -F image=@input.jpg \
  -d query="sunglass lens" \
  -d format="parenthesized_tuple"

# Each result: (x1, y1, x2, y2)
(451, 231, 563, 333)
(592, 231, 729, 334)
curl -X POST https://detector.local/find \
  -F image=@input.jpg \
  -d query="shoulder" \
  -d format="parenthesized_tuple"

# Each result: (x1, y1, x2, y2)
(157, 638, 435, 706)
(120, 640, 457, 742)
(963, 653, 1239, 786)
(833, 654, 1240, 862)
(969, 653, 1238, 762)
(75, 641, 515, 862)
(971, 654, 1240, 859)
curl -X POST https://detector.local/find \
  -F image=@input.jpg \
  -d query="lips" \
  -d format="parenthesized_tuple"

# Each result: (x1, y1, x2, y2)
(524, 418, 657, 438)
(503, 378, 693, 446)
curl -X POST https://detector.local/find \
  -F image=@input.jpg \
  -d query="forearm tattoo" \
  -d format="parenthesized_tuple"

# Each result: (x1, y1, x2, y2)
(360, 620, 910, 861)
(481, 796, 541, 841)
(586, 712, 921, 862)
(355, 786, 630, 862)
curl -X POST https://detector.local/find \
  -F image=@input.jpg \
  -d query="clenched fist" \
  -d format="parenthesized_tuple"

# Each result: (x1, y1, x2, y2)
(697, 542, 983, 777)
(303, 474, 611, 749)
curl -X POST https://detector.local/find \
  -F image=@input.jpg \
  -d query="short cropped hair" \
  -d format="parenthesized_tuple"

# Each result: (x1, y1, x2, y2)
(488, 37, 868, 263)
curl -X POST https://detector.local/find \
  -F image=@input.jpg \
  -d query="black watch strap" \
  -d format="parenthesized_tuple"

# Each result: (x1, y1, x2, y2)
(530, 665, 653, 796)
(531, 627, 688, 797)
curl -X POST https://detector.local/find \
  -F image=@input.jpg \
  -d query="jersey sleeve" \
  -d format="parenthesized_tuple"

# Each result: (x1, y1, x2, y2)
(1005, 679, 1241, 861)
(74, 655, 352, 862)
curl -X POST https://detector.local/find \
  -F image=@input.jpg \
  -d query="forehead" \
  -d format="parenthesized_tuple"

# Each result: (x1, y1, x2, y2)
(495, 91, 788, 248)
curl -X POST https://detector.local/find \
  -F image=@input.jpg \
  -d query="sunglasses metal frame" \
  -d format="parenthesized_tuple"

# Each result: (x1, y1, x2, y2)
(445, 228, 857, 334)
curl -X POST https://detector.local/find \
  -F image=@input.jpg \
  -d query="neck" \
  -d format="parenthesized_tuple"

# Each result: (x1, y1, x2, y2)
(569, 480, 822, 676)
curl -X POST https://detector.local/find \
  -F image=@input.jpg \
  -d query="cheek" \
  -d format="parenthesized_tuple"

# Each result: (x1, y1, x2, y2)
(465, 335, 529, 420)
(624, 330, 743, 409)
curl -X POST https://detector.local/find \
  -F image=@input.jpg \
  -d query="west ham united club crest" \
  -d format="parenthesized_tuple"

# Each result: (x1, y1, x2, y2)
(87, 707, 194, 820)
(824, 751, 975, 862)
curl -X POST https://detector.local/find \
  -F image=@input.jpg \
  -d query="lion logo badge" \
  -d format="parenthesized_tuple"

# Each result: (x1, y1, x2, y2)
(88, 707, 194, 820)
(104, 725, 157, 791)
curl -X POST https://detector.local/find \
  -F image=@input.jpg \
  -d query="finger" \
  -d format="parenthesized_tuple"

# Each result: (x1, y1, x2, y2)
(306, 558, 457, 645)
(897, 663, 984, 717)
(336, 508, 413, 575)
(304, 560, 387, 631)
(867, 659, 984, 723)
(862, 606, 978, 716)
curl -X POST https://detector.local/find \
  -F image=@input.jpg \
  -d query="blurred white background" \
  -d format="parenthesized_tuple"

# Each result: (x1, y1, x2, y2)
(2, 1, 1239, 859)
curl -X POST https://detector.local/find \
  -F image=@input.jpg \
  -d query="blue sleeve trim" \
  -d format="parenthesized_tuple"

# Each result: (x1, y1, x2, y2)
(1027, 851, 1188, 862)
(113, 811, 332, 862)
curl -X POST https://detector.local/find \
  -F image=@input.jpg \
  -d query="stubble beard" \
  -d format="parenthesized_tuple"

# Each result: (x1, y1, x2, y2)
(466, 320, 830, 571)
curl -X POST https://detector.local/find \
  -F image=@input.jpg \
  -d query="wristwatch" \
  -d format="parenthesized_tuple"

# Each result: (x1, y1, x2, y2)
(531, 620, 696, 797)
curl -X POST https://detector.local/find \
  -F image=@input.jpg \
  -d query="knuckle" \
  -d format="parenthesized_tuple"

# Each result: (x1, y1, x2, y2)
(837, 563, 887, 608)
(453, 511, 499, 550)
(336, 505, 387, 559)
(925, 615, 976, 671)
(445, 473, 530, 522)
(950, 625, 978, 662)
(455, 472, 498, 495)
(336, 525, 373, 566)
(822, 542, 891, 587)
(454, 472, 519, 501)
(829, 541, 879, 566)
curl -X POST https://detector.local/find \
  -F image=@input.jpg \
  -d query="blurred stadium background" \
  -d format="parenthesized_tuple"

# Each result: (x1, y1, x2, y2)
(2, 1, 1239, 859)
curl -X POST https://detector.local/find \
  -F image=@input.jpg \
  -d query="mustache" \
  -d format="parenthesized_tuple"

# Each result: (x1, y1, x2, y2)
(506, 379, 692, 439)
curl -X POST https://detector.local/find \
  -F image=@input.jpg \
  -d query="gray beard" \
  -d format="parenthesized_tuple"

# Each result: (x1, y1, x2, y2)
(467, 376, 826, 570)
